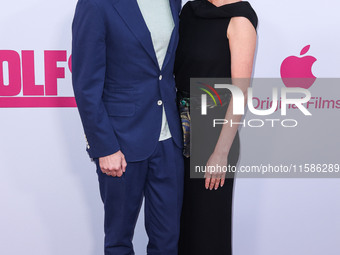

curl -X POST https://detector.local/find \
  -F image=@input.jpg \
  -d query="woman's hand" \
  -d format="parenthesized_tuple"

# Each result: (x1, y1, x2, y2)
(205, 151, 228, 190)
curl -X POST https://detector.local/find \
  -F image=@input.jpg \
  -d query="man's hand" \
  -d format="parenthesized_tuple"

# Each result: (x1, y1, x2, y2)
(99, 150, 127, 177)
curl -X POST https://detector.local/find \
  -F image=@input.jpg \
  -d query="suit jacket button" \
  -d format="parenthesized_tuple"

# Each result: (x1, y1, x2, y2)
(157, 100, 163, 106)
(159, 75, 163, 81)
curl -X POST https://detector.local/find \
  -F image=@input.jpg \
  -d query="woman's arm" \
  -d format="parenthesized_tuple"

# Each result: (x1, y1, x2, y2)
(205, 16, 257, 190)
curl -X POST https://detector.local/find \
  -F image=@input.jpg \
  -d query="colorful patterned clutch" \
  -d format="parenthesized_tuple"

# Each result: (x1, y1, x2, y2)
(177, 91, 191, 158)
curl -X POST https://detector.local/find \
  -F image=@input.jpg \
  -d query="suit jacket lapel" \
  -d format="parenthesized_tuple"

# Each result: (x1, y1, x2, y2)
(112, 0, 159, 68)
(162, 0, 180, 70)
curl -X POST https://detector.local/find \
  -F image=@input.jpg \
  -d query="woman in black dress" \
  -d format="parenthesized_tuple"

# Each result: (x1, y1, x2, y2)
(175, 0, 257, 254)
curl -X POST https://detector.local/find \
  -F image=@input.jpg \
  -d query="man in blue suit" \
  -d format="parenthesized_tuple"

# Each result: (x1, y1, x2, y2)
(72, 0, 183, 254)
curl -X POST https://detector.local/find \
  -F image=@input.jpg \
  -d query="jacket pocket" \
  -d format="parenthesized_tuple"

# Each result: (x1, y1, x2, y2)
(104, 102, 135, 117)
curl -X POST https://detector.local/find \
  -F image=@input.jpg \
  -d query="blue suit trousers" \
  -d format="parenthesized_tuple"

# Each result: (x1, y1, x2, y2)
(96, 138, 184, 255)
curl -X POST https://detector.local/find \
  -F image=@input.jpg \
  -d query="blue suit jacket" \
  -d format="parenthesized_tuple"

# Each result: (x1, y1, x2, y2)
(72, 0, 183, 161)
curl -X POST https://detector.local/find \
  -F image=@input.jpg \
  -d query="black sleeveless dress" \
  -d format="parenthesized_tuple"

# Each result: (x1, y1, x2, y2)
(174, 1, 257, 254)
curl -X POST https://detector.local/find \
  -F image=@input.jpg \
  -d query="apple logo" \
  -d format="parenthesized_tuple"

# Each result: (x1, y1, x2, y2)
(280, 45, 317, 89)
